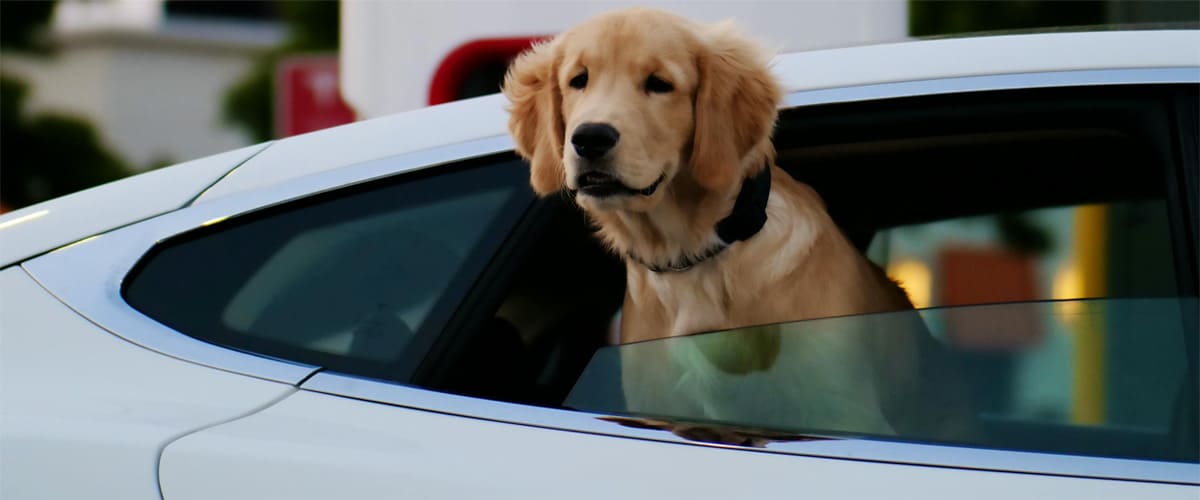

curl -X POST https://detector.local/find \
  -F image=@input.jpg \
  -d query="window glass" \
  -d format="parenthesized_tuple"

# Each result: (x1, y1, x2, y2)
(567, 298, 1199, 462)
(124, 157, 533, 380)
(867, 201, 1178, 308)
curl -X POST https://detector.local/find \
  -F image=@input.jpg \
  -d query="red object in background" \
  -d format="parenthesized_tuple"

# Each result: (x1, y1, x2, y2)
(938, 247, 1043, 351)
(276, 55, 356, 138)
(428, 37, 547, 106)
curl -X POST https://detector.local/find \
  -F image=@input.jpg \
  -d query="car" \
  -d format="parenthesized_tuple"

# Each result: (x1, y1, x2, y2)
(2, 29, 1197, 499)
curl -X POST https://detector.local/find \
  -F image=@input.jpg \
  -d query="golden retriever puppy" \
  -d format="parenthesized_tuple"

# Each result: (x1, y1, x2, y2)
(505, 8, 971, 439)
(504, 8, 911, 341)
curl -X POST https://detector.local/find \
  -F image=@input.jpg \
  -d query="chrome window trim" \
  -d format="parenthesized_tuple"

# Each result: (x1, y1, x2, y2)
(304, 371, 1199, 485)
(20, 135, 516, 384)
(17, 67, 1199, 476)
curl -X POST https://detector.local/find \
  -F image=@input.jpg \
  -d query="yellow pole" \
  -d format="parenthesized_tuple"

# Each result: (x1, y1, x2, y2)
(1072, 204, 1108, 425)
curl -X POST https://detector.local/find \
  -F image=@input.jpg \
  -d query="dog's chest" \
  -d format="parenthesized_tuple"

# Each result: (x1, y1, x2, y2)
(645, 270, 733, 336)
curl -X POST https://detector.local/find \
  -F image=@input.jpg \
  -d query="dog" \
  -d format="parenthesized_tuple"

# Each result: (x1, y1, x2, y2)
(504, 8, 973, 440)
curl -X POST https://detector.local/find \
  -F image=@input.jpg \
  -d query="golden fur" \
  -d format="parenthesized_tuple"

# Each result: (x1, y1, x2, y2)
(504, 8, 973, 439)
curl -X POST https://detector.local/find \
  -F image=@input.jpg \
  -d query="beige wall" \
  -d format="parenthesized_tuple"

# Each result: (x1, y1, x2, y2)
(3, 32, 265, 171)
(342, 1, 908, 117)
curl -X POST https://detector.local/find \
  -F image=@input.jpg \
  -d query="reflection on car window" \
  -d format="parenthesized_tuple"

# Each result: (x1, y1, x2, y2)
(124, 157, 533, 380)
(567, 298, 1199, 462)
(867, 201, 1177, 308)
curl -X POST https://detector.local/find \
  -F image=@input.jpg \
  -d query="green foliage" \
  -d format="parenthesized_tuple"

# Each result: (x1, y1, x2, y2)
(1, 0, 133, 209)
(222, 1, 340, 142)
(1, 74, 130, 208)
(281, 1, 341, 50)
(0, 1, 56, 51)
(996, 213, 1054, 256)
(910, 1, 1107, 37)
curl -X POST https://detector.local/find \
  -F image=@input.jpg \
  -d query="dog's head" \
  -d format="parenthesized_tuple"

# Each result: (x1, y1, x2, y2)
(503, 8, 781, 213)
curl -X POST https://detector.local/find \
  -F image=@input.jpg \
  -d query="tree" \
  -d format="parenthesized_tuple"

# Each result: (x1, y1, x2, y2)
(222, 1, 340, 142)
(1, 75, 129, 208)
(910, 1, 1107, 37)
(1, 1, 56, 51)
(1, 0, 131, 210)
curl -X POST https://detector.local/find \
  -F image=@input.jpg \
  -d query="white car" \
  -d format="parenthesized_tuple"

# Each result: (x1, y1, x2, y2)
(3, 30, 1198, 499)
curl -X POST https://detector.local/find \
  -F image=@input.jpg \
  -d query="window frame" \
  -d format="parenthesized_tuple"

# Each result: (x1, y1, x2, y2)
(20, 68, 1199, 484)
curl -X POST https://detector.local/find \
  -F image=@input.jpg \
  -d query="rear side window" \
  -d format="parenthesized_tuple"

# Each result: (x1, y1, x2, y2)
(124, 156, 533, 380)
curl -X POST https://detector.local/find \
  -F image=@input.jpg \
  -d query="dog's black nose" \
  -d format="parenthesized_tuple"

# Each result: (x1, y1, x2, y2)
(571, 123, 619, 160)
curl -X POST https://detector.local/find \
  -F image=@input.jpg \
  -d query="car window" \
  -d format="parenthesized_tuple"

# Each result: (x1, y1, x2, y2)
(866, 200, 1178, 308)
(124, 155, 534, 380)
(566, 297, 1199, 462)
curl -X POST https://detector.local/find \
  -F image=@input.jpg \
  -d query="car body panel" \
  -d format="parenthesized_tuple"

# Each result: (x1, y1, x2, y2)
(193, 30, 1200, 204)
(0, 143, 268, 267)
(0, 267, 295, 499)
(159, 389, 1196, 500)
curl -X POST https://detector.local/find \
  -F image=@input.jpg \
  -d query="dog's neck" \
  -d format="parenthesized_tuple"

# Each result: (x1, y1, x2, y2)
(588, 156, 773, 273)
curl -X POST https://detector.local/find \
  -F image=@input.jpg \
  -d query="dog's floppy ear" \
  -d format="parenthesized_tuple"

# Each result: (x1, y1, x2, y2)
(691, 23, 781, 192)
(503, 40, 566, 196)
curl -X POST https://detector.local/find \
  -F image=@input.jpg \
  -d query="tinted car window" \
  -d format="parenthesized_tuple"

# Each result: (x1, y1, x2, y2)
(567, 298, 1199, 462)
(125, 156, 533, 380)
(866, 200, 1178, 308)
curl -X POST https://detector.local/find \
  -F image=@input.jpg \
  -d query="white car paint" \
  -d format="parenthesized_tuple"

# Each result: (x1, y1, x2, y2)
(160, 389, 1196, 500)
(196, 30, 1200, 204)
(0, 143, 267, 266)
(770, 29, 1200, 95)
(0, 267, 294, 499)
(193, 94, 514, 203)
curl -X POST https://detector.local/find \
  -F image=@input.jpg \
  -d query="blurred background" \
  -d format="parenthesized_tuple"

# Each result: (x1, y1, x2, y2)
(1, 0, 1196, 212)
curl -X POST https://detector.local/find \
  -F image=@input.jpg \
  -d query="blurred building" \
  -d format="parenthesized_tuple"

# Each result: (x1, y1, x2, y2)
(1, 0, 282, 171)
(340, 1, 910, 118)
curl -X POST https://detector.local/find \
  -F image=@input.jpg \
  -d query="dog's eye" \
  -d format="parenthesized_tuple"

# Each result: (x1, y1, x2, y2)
(645, 75, 673, 94)
(569, 70, 588, 90)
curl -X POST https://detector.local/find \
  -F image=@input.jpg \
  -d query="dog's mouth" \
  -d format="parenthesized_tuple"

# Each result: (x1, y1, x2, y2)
(576, 172, 665, 198)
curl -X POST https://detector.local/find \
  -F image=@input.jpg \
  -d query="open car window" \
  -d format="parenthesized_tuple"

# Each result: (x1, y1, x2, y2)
(567, 298, 1199, 463)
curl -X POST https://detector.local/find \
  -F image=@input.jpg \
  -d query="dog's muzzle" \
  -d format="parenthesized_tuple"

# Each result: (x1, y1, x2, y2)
(575, 171, 666, 198)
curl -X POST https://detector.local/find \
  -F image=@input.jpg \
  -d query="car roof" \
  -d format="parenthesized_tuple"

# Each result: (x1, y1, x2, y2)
(197, 29, 1199, 203)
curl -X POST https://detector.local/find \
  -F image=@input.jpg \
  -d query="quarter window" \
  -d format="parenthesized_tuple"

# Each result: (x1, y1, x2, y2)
(124, 156, 533, 380)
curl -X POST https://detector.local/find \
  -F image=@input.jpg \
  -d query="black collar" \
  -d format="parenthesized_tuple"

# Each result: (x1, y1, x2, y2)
(631, 164, 771, 273)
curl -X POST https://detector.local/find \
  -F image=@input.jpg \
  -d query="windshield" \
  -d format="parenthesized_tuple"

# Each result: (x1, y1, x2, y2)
(566, 298, 1198, 462)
